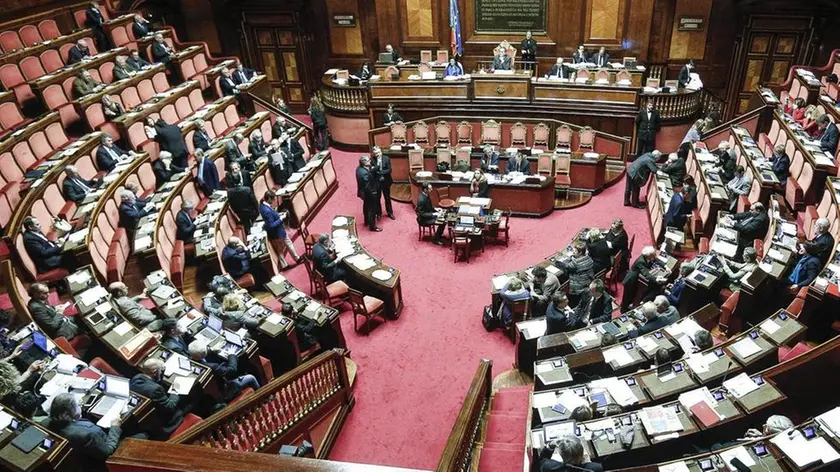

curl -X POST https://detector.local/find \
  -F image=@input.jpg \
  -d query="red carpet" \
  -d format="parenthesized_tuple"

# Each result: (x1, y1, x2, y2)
(280, 149, 652, 469)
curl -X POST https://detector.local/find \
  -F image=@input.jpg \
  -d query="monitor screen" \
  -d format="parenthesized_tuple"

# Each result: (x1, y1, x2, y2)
(223, 331, 243, 347)
(31, 332, 48, 352)
(105, 376, 130, 398)
(207, 315, 223, 332)
(459, 216, 474, 226)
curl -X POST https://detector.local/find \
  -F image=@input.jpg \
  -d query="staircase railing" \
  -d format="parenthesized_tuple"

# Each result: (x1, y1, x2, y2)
(168, 349, 354, 458)
(700, 102, 774, 144)
(698, 88, 727, 122)
(435, 359, 493, 472)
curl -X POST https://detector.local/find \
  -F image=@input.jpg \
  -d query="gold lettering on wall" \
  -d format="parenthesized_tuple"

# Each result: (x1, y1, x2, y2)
(668, 0, 712, 60)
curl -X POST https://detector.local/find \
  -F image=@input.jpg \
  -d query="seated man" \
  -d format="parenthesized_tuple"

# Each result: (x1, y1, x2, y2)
(631, 301, 675, 336)
(125, 183, 148, 206)
(109, 282, 163, 332)
(726, 165, 751, 211)
(807, 217, 835, 265)
(22, 217, 64, 273)
(271, 116, 293, 140)
(66, 38, 92, 64)
(248, 130, 270, 162)
(620, 246, 666, 311)
(545, 292, 574, 335)
(817, 114, 839, 154)
(160, 318, 191, 356)
(312, 234, 347, 283)
(72, 70, 102, 98)
(713, 140, 737, 182)
(132, 14, 151, 38)
(492, 49, 511, 71)
(529, 266, 560, 316)
(572, 45, 588, 64)
(727, 202, 769, 256)
(547, 57, 570, 79)
(201, 286, 229, 319)
(538, 435, 603, 472)
(62, 165, 99, 204)
(232, 62, 256, 85)
(112, 55, 133, 81)
(46, 393, 124, 471)
(652, 295, 679, 323)
(573, 279, 614, 327)
(125, 49, 151, 72)
(118, 189, 152, 231)
(192, 119, 213, 152)
(150, 33, 173, 65)
(592, 46, 610, 68)
(692, 329, 714, 352)
(742, 415, 793, 440)
(153, 151, 186, 188)
(479, 144, 500, 170)
(498, 278, 530, 326)
(660, 152, 686, 187)
(220, 68, 241, 97)
(220, 294, 260, 331)
(721, 247, 758, 292)
(784, 242, 821, 293)
(188, 340, 260, 402)
(663, 186, 692, 229)
(769, 143, 790, 191)
(175, 199, 197, 244)
(222, 237, 254, 280)
(129, 358, 186, 439)
(665, 261, 693, 306)
(28, 283, 81, 341)
(416, 183, 445, 245)
(96, 134, 130, 172)
(505, 152, 531, 174)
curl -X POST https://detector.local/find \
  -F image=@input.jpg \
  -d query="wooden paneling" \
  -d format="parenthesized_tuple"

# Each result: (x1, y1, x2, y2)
(668, 0, 713, 60)
(180, 0, 222, 53)
(325, 0, 364, 55)
(585, 0, 627, 44)
(403, 0, 436, 40)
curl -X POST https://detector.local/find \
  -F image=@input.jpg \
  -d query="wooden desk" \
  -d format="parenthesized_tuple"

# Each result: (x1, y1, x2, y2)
(775, 111, 835, 204)
(373, 62, 446, 80)
(0, 28, 91, 67)
(532, 79, 639, 106)
(277, 150, 339, 229)
(734, 375, 785, 414)
(30, 48, 127, 101)
(331, 215, 403, 317)
(638, 360, 698, 401)
(72, 63, 166, 121)
(112, 80, 201, 146)
(730, 125, 779, 204)
(369, 79, 470, 101)
(472, 71, 532, 101)
(725, 330, 777, 371)
(0, 407, 71, 472)
(759, 311, 805, 346)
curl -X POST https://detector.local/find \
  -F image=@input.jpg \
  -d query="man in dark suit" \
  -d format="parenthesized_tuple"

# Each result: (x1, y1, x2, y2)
(547, 58, 570, 79)
(505, 153, 531, 174)
(635, 101, 661, 155)
(132, 14, 151, 39)
(194, 149, 221, 194)
(126, 49, 151, 71)
(664, 186, 691, 229)
(492, 49, 511, 71)
(678, 60, 694, 88)
(28, 283, 81, 340)
(118, 189, 151, 230)
(112, 55, 133, 80)
(660, 152, 686, 187)
(228, 183, 258, 231)
(220, 68, 239, 97)
(805, 217, 834, 265)
(372, 146, 394, 220)
(232, 62, 255, 85)
(592, 47, 610, 68)
(818, 115, 839, 154)
(312, 234, 347, 283)
(130, 358, 186, 439)
(175, 199, 196, 243)
(152, 152, 185, 188)
(572, 45, 588, 64)
(631, 301, 675, 336)
(665, 262, 693, 306)
(226, 161, 252, 189)
(72, 70, 102, 98)
(151, 33, 173, 65)
(384, 44, 401, 63)
(784, 242, 822, 293)
(192, 119, 212, 151)
(84, 1, 111, 51)
(62, 165, 98, 203)
(248, 130, 269, 161)
(545, 293, 575, 334)
(160, 319, 191, 356)
(769, 143, 790, 191)
(221, 236, 253, 279)
(47, 393, 123, 472)
(728, 202, 769, 255)
(416, 183, 444, 245)
(272, 116, 293, 139)
(480, 145, 500, 169)
(153, 119, 189, 169)
(283, 133, 306, 171)
(621, 246, 665, 311)
(520, 30, 537, 68)
(573, 279, 614, 327)
(188, 340, 259, 402)
(624, 150, 661, 208)
(22, 217, 64, 273)
(223, 133, 249, 171)
(96, 134, 129, 172)
(356, 156, 381, 231)
(539, 435, 604, 472)
(66, 38, 92, 65)
(383, 104, 402, 124)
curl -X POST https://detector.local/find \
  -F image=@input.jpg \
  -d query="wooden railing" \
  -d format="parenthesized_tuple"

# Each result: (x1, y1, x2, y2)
(319, 81, 370, 113)
(248, 91, 316, 151)
(168, 349, 354, 458)
(698, 88, 727, 121)
(435, 359, 493, 472)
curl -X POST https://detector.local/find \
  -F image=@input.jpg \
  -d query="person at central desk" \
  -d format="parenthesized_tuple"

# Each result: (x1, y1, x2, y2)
(384, 44, 401, 64)
(313, 234, 348, 282)
(505, 152, 531, 174)
(554, 241, 595, 307)
(663, 186, 692, 229)
(416, 183, 445, 245)
(591, 47, 610, 68)
(492, 49, 511, 71)
(572, 45, 588, 64)
(130, 358, 187, 439)
(470, 168, 489, 198)
(539, 435, 603, 472)
(480, 145, 500, 170)
(573, 279, 614, 327)
(444, 57, 464, 78)
(720, 247, 758, 292)
(630, 299, 677, 336)
(546, 57, 570, 79)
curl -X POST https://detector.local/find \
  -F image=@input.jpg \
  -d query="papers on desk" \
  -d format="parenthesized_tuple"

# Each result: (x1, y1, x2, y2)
(718, 446, 757, 470)
(67, 228, 89, 244)
(554, 390, 588, 413)
(345, 254, 376, 271)
(658, 462, 690, 472)
(332, 216, 348, 226)
(147, 270, 165, 287)
(715, 227, 737, 241)
(603, 346, 635, 367)
(722, 373, 759, 398)
(640, 405, 683, 435)
(168, 375, 196, 395)
(711, 240, 738, 258)
(458, 205, 480, 215)
(96, 398, 127, 428)
(164, 353, 192, 377)
(731, 337, 762, 358)
(685, 352, 718, 374)
(332, 229, 349, 239)
(152, 284, 176, 299)
(678, 387, 720, 413)
(0, 408, 12, 430)
(544, 421, 576, 441)
(815, 152, 837, 167)
(760, 319, 781, 335)
(817, 407, 840, 438)
(266, 313, 285, 325)
(371, 269, 392, 281)
(518, 319, 546, 339)
(112, 321, 132, 336)
(532, 391, 559, 409)
(79, 286, 108, 306)
(55, 354, 86, 375)
(570, 329, 598, 348)
(492, 275, 511, 291)
(635, 336, 659, 355)
(771, 429, 840, 467)
(135, 235, 152, 251)
(605, 378, 638, 407)
(68, 270, 92, 286)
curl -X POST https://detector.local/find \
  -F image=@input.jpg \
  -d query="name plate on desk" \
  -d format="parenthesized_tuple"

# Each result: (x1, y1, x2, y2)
(473, 77, 531, 100)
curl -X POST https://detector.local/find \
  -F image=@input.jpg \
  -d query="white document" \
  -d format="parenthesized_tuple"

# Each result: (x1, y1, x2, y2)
(519, 319, 547, 339)
(658, 462, 690, 472)
(112, 322, 132, 336)
(168, 375, 196, 395)
(266, 313, 285, 325)
(760, 319, 781, 335)
(731, 337, 762, 358)
(96, 398, 127, 428)
(55, 354, 86, 374)
(718, 446, 756, 470)
(685, 353, 710, 374)
(636, 336, 659, 355)
(152, 284, 176, 299)
(640, 405, 684, 435)
(722, 373, 759, 398)
(532, 391, 559, 409)
(770, 430, 822, 467)
(606, 378, 638, 407)
(816, 407, 840, 437)
(603, 346, 634, 367)
(555, 389, 588, 412)
(677, 318, 703, 338)
(68, 271, 92, 286)
(0, 409, 12, 429)
(79, 286, 109, 306)
(164, 354, 191, 377)
(135, 236, 152, 250)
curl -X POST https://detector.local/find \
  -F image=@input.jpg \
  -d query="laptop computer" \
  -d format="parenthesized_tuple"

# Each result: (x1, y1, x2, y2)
(222, 330, 243, 348)
(459, 216, 475, 227)
(378, 52, 394, 64)
(104, 376, 130, 398)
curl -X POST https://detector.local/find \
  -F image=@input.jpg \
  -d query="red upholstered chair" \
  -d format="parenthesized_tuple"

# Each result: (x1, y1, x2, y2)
(412, 121, 429, 145)
(480, 120, 501, 146)
(0, 102, 25, 130)
(537, 152, 553, 176)
(37, 20, 61, 40)
(348, 288, 386, 334)
(168, 413, 203, 439)
(435, 121, 451, 147)
(554, 154, 571, 194)
(15, 233, 69, 282)
(717, 291, 741, 335)
(313, 268, 350, 309)
(533, 122, 550, 149)
(66, 334, 92, 356)
(98, 62, 115, 84)
(457, 121, 472, 146)
(188, 89, 204, 112)
(777, 342, 812, 363)
(0, 31, 23, 53)
(137, 80, 155, 102)
(510, 122, 527, 147)
(578, 126, 595, 151)
(435, 186, 456, 210)
(20, 56, 45, 82)
(0, 64, 36, 106)
(555, 125, 572, 152)
(496, 210, 511, 246)
(259, 356, 274, 382)
(152, 73, 169, 93)
(90, 357, 121, 376)
(390, 122, 407, 146)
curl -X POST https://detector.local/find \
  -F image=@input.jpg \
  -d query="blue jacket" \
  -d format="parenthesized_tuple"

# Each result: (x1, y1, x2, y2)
(175, 209, 195, 243)
(51, 419, 120, 471)
(664, 192, 689, 228)
(196, 157, 221, 194)
(787, 254, 821, 287)
(820, 122, 839, 155)
(222, 245, 251, 279)
(118, 200, 149, 229)
(259, 202, 286, 239)
(667, 277, 686, 306)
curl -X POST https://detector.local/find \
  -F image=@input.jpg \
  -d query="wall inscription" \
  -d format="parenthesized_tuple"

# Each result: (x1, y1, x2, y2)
(475, 0, 546, 33)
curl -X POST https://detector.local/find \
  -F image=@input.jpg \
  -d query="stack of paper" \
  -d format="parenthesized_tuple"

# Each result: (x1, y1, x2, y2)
(639, 405, 683, 435)
(636, 336, 659, 355)
(603, 346, 634, 367)
(731, 337, 762, 358)
(722, 373, 759, 398)
(605, 378, 638, 406)
(759, 319, 781, 335)
(770, 429, 840, 467)
(817, 407, 840, 437)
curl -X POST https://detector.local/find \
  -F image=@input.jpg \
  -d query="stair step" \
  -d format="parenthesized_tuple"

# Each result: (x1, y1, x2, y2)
(481, 441, 524, 452)
(486, 413, 528, 445)
(477, 445, 523, 472)
(492, 387, 532, 414)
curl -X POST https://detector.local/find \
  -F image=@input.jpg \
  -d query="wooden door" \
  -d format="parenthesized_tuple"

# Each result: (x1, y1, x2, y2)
(729, 15, 815, 115)
(246, 25, 309, 111)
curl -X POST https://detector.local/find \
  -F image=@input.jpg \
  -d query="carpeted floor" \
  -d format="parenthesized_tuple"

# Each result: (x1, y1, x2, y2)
(280, 148, 652, 470)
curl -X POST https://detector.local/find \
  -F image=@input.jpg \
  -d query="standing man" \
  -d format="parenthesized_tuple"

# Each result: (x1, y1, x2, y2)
(678, 60, 694, 88)
(84, 2, 111, 51)
(260, 190, 301, 269)
(372, 146, 394, 220)
(355, 156, 382, 232)
(520, 31, 537, 70)
(624, 150, 661, 208)
(635, 101, 660, 155)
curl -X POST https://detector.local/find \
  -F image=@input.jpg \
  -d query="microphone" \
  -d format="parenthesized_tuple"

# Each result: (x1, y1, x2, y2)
(717, 358, 736, 391)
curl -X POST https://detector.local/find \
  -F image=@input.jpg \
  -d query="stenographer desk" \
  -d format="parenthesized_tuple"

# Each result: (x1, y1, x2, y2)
(409, 172, 555, 217)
